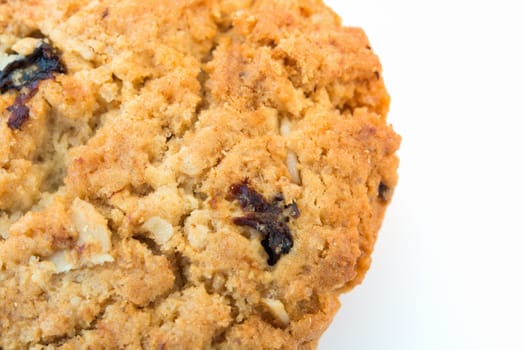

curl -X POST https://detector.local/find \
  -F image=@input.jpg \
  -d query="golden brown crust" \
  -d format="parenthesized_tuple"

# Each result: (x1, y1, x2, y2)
(0, 0, 400, 348)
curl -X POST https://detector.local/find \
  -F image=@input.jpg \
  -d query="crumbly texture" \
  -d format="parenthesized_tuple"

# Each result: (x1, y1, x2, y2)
(0, 0, 400, 349)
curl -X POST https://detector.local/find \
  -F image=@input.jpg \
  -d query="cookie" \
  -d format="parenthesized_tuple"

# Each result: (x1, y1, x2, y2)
(0, 0, 400, 348)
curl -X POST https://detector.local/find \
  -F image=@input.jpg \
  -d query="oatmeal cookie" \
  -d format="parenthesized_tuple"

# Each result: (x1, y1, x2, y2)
(0, 0, 400, 348)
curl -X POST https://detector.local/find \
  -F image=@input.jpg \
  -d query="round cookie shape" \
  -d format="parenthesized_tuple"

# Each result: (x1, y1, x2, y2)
(0, 1, 400, 349)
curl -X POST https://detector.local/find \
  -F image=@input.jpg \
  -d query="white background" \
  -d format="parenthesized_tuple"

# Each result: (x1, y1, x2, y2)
(320, 1, 525, 349)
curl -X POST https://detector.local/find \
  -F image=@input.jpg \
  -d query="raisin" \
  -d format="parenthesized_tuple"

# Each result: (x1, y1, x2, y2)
(1, 41, 66, 129)
(0, 42, 66, 93)
(229, 181, 271, 213)
(378, 182, 392, 202)
(6, 83, 39, 130)
(229, 180, 299, 266)
(283, 202, 300, 219)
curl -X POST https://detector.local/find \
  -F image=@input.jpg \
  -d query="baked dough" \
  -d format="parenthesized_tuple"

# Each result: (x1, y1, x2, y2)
(0, 1, 400, 348)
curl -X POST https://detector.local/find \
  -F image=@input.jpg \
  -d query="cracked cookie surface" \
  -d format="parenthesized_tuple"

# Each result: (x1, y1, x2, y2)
(0, 0, 400, 349)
